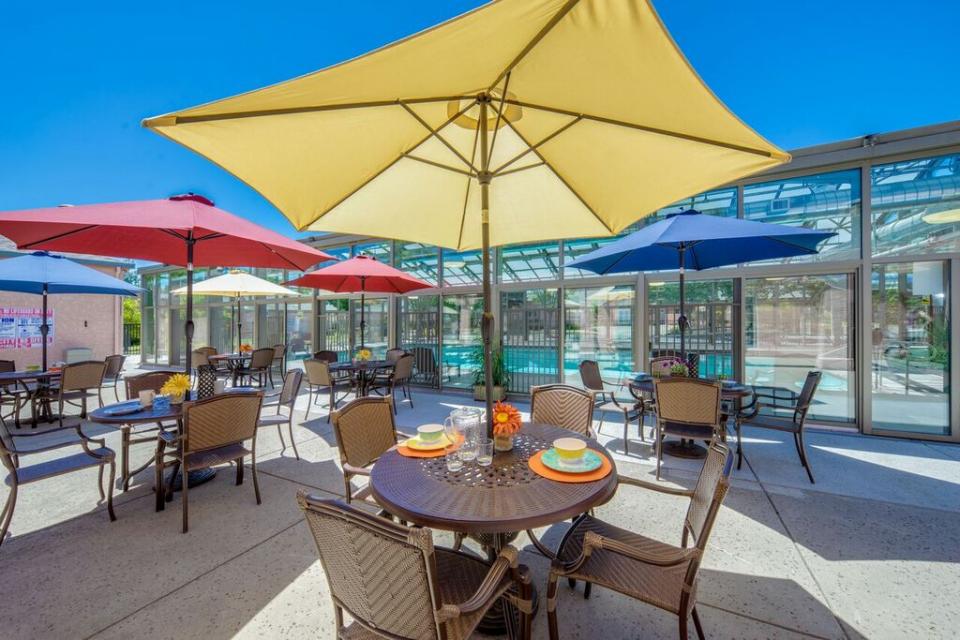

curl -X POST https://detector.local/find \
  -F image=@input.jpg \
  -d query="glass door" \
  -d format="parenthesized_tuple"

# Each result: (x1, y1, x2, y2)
(353, 297, 389, 358)
(398, 295, 440, 386)
(317, 298, 350, 361)
(563, 285, 635, 384)
(501, 288, 560, 394)
(441, 293, 483, 389)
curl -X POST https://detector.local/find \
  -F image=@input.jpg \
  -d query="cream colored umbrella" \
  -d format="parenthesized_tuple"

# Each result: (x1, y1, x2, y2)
(145, 0, 789, 432)
(173, 270, 296, 353)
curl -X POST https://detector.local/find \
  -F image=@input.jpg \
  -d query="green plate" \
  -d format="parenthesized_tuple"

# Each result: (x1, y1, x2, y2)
(541, 448, 603, 474)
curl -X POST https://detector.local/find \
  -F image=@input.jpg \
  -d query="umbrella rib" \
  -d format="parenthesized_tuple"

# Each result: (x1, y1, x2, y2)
(495, 161, 546, 178)
(20, 224, 100, 249)
(491, 115, 581, 175)
(487, 0, 581, 91)
(487, 72, 511, 159)
(403, 154, 475, 177)
(258, 242, 305, 271)
(503, 99, 778, 158)
(456, 123, 482, 249)
(146, 96, 470, 126)
(399, 101, 478, 172)
(504, 120, 613, 234)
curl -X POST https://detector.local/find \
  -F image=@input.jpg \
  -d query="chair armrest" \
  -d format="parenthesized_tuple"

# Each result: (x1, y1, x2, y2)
(617, 474, 694, 497)
(445, 546, 522, 617)
(582, 531, 700, 567)
(342, 462, 370, 477)
(157, 431, 179, 446)
(2, 438, 85, 457)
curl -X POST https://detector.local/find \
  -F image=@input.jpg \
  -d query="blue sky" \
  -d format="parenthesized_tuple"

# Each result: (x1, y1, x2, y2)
(0, 1, 956, 237)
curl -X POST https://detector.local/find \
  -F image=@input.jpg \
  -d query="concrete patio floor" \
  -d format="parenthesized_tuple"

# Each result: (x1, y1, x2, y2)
(1, 374, 958, 639)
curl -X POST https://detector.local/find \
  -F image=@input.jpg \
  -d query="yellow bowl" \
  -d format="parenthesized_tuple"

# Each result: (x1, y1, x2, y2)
(553, 437, 587, 461)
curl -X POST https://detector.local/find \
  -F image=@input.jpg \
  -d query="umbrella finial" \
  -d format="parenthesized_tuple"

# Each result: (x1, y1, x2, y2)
(170, 193, 215, 206)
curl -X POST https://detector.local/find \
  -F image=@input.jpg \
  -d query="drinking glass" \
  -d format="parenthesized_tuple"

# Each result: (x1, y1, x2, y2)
(476, 438, 494, 466)
(459, 437, 478, 463)
(445, 444, 464, 472)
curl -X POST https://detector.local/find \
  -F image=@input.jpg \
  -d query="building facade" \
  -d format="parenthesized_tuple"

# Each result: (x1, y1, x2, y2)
(139, 120, 960, 442)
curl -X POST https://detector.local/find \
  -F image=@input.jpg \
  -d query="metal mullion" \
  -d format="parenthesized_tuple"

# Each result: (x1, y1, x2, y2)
(859, 162, 874, 434)
(951, 259, 960, 440)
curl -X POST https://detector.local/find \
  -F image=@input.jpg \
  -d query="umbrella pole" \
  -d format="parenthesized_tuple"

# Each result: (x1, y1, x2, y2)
(678, 245, 686, 361)
(236, 297, 242, 353)
(40, 284, 48, 371)
(359, 276, 366, 349)
(478, 97, 495, 438)
(184, 235, 195, 375)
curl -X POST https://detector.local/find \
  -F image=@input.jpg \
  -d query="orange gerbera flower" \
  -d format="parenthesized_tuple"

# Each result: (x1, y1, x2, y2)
(492, 401, 522, 436)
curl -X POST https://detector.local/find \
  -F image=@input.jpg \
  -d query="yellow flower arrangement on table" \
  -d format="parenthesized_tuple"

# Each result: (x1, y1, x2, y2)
(492, 401, 522, 451)
(239, 343, 253, 353)
(355, 348, 372, 362)
(160, 373, 192, 404)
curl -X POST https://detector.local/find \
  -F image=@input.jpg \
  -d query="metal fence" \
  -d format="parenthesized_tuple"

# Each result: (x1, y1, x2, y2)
(123, 323, 141, 355)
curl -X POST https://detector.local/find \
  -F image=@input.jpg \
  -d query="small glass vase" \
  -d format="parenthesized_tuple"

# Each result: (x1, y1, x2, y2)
(494, 432, 514, 452)
(170, 392, 185, 405)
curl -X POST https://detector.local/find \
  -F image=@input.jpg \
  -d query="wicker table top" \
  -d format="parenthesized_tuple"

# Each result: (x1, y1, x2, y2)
(329, 360, 393, 371)
(370, 423, 618, 535)
(629, 374, 752, 398)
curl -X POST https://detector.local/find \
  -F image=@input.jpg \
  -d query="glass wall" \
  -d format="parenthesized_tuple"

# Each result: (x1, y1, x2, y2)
(286, 302, 314, 363)
(871, 262, 949, 435)
(442, 249, 484, 286)
(744, 170, 861, 263)
(353, 297, 389, 357)
(745, 274, 856, 424)
(397, 242, 439, 286)
(209, 305, 235, 354)
(441, 294, 483, 389)
(564, 286, 634, 384)
(501, 289, 559, 393)
(257, 303, 285, 349)
(398, 295, 440, 386)
(500, 242, 560, 282)
(872, 154, 960, 257)
(317, 298, 350, 361)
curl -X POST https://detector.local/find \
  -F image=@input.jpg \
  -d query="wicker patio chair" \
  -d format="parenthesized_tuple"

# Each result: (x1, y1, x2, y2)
(385, 347, 407, 363)
(546, 441, 733, 640)
(0, 360, 30, 429)
(736, 371, 822, 483)
(236, 347, 277, 388)
(652, 378, 723, 480)
(297, 493, 533, 640)
(0, 400, 116, 547)
(155, 392, 263, 533)
(269, 343, 286, 387)
(530, 384, 595, 438)
(119, 371, 175, 491)
(330, 396, 398, 504)
(258, 369, 303, 460)
(649, 355, 678, 377)
(304, 358, 354, 423)
(579, 360, 644, 453)
(369, 353, 415, 414)
(411, 346, 440, 387)
(313, 350, 338, 363)
(100, 354, 125, 405)
(51, 361, 106, 426)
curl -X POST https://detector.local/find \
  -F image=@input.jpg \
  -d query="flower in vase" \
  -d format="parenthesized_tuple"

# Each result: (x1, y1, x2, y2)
(492, 401, 522, 436)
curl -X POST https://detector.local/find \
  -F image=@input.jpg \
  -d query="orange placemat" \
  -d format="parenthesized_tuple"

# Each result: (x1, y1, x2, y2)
(396, 434, 463, 459)
(528, 450, 613, 483)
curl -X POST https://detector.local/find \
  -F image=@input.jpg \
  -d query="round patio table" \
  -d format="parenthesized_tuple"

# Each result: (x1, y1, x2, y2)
(330, 359, 393, 396)
(0, 370, 62, 427)
(370, 422, 617, 633)
(208, 353, 250, 385)
(628, 374, 751, 458)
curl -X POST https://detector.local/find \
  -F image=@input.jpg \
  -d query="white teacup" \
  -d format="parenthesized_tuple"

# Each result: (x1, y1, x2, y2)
(138, 390, 155, 407)
(417, 424, 445, 443)
(214, 380, 227, 395)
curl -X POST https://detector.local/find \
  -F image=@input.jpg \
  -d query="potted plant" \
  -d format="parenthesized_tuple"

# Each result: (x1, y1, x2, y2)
(470, 345, 509, 401)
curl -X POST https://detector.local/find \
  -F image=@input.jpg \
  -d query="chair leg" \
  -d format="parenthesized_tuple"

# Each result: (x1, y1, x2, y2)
(583, 581, 592, 599)
(623, 414, 629, 455)
(113, 381, 120, 404)
(181, 464, 189, 533)
(251, 455, 262, 505)
(735, 421, 744, 470)
(305, 386, 313, 420)
(106, 459, 117, 521)
(236, 457, 244, 485)
(656, 426, 663, 480)
(276, 424, 287, 455)
(326, 388, 334, 423)
(0, 482, 18, 546)
(679, 610, 688, 640)
(121, 429, 131, 492)
(154, 448, 165, 512)
(288, 420, 300, 460)
(406, 382, 413, 409)
(98, 388, 104, 409)
(547, 570, 560, 640)
(391, 384, 397, 415)
(798, 430, 815, 484)
(691, 606, 706, 640)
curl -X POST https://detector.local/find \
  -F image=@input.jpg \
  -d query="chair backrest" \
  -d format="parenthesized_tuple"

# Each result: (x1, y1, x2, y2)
(125, 371, 172, 398)
(273, 344, 286, 359)
(411, 346, 437, 371)
(314, 350, 338, 363)
(60, 361, 106, 393)
(684, 440, 733, 549)
(195, 365, 218, 400)
(297, 493, 445, 640)
(794, 371, 822, 424)
(0, 360, 16, 374)
(653, 378, 722, 429)
(197, 346, 218, 357)
(0, 417, 16, 471)
(578, 360, 604, 392)
(530, 384, 595, 437)
(385, 348, 406, 363)
(649, 356, 677, 377)
(191, 349, 212, 370)
(332, 397, 397, 469)
(279, 369, 304, 407)
(103, 354, 125, 380)
(182, 392, 262, 454)
(249, 347, 276, 369)
(304, 359, 335, 387)
(392, 354, 415, 381)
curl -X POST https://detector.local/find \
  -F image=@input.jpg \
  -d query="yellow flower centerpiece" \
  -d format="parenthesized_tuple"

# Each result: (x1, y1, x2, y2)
(492, 401, 522, 451)
(356, 348, 372, 362)
(239, 343, 253, 353)
(160, 373, 191, 405)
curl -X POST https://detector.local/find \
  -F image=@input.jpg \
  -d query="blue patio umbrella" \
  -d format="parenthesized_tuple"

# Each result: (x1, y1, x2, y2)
(0, 251, 140, 369)
(567, 210, 835, 358)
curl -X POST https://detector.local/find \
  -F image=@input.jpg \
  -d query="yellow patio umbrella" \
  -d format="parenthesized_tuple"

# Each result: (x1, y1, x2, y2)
(144, 0, 789, 432)
(172, 270, 296, 353)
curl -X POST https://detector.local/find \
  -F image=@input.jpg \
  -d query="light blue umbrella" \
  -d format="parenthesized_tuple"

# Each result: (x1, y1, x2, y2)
(0, 251, 140, 369)
(567, 210, 836, 358)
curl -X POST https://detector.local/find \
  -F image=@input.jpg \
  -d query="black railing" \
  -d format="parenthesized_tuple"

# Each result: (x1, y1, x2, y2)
(123, 323, 141, 355)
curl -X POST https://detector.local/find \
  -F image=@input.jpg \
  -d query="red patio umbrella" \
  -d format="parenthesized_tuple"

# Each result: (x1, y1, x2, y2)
(0, 194, 333, 373)
(286, 255, 431, 348)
